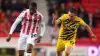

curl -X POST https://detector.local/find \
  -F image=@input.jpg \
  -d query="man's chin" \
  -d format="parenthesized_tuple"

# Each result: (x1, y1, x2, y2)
(30, 12, 33, 15)
(70, 18, 75, 20)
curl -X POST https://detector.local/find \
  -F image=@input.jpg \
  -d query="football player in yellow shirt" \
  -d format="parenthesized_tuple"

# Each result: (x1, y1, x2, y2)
(52, 7, 97, 56)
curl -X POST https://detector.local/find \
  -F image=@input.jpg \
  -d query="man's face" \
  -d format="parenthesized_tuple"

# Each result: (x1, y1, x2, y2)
(29, 5, 36, 15)
(68, 11, 76, 20)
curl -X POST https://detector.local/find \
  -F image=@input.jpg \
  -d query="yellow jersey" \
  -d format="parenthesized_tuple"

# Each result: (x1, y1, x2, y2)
(58, 14, 85, 40)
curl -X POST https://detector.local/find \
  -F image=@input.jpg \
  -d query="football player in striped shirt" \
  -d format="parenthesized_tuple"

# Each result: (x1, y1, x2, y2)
(6, 2, 45, 56)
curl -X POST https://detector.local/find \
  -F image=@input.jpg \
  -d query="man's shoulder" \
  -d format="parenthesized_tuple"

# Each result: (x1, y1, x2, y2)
(23, 9, 30, 13)
(21, 9, 29, 14)
(62, 14, 68, 16)
(37, 11, 43, 17)
(60, 14, 68, 19)
(24, 9, 29, 11)
(75, 16, 84, 21)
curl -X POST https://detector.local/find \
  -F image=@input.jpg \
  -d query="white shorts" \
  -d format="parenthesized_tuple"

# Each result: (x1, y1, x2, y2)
(18, 33, 38, 50)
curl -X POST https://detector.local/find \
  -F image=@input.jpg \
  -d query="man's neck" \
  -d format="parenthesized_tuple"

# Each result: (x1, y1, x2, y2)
(30, 11, 37, 15)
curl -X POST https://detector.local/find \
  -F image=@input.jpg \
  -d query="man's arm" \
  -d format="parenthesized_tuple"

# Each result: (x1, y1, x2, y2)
(36, 16, 45, 43)
(84, 23, 96, 41)
(6, 11, 25, 42)
(39, 19, 45, 37)
(52, 14, 61, 31)
(52, 14, 61, 25)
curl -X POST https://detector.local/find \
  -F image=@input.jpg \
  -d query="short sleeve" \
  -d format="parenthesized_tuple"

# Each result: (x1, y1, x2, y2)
(58, 14, 66, 22)
(79, 18, 85, 26)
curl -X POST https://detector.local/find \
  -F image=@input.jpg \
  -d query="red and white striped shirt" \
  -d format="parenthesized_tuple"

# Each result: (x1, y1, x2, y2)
(9, 9, 45, 36)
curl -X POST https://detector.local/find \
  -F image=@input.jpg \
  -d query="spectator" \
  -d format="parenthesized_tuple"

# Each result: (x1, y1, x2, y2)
(69, 0, 80, 2)
(0, 0, 29, 34)
(0, 0, 2, 8)
(0, 8, 5, 22)
(48, 3, 59, 26)
(11, 0, 22, 12)
(0, 19, 11, 34)
(6, 9, 21, 32)
(0, 8, 11, 34)
(66, 2, 74, 12)
(92, 8, 100, 28)
(5, 9, 12, 20)
(57, 0, 67, 4)
(77, 5, 90, 39)
(77, 5, 90, 25)
(59, 3, 67, 16)
(2, 0, 12, 12)
(19, 0, 28, 10)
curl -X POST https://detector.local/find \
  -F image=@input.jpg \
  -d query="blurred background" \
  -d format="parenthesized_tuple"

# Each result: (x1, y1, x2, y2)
(0, 0, 100, 56)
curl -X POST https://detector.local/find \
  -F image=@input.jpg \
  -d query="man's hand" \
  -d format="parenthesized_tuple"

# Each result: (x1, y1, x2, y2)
(6, 34, 12, 42)
(35, 36, 42, 43)
(84, 24, 97, 42)
(52, 14, 57, 20)
(91, 34, 97, 42)
(52, 14, 57, 24)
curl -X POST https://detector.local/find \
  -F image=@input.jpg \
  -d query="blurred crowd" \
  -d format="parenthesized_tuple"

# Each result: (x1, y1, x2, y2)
(0, 0, 30, 34)
(46, 0, 100, 42)
(0, 0, 100, 42)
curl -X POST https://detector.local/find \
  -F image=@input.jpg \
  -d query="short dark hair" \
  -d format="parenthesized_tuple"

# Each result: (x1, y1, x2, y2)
(30, 2, 37, 8)
(68, 7, 77, 14)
